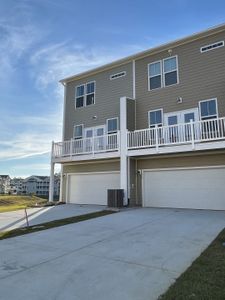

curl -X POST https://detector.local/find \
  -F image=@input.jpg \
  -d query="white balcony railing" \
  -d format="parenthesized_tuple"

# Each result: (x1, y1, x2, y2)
(53, 132, 120, 158)
(127, 117, 225, 150)
(52, 118, 225, 161)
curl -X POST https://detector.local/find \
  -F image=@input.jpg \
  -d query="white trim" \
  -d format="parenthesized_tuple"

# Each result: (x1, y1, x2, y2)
(163, 55, 179, 87)
(62, 83, 67, 141)
(84, 124, 106, 137)
(164, 107, 199, 125)
(85, 80, 96, 106)
(148, 60, 162, 91)
(106, 117, 119, 133)
(59, 165, 64, 202)
(127, 140, 225, 157)
(73, 124, 84, 139)
(200, 40, 224, 53)
(62, 159, 120, 166)
(65, 173, 69, 203)
(142, 165, 225, 173)
(148, 55, 179, 91)
(75, 81, 96, 109)
(148, 108, 163, 127)
(120, 96, 128, 205)
(127, 157, 130, 200)
(75, 84, 85, 109)
(199, 98, 218, 120)
(132, 60, 136, 99)
(66, 171, 120, 176)
(110, 71, 126, 80)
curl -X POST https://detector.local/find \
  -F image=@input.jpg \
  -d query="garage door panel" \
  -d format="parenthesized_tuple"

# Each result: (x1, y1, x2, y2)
(68, 172, 120, 205)
(143, 168, 225, 210)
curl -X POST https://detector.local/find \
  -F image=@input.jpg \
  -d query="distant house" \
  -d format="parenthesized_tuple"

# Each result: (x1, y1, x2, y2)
(23, 175, 60, 198)
(10, 177, 24, 194)
(0, 175, 11, 194)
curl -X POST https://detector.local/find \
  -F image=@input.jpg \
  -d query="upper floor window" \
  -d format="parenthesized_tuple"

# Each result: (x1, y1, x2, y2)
(148, 56, 178, 91)
(107, 118, 118, 133)
(200, 41, 224, 53)
(163, 56, 178, 86)
(75, 81, 95, 109)
(148, 61, 162, 90)
(86, 81, 95, 106)
(199, 99, 218, 120)
(75, 85, 85, 108)
(73, 124, 83, 139)
(148, 109, 163, 128)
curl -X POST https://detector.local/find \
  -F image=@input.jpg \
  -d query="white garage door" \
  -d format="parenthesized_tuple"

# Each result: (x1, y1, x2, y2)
(143, 167, 225, 210)
(67, 172, 120, 205)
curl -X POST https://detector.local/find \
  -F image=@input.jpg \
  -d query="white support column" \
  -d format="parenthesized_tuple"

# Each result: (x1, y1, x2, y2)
(120, 96, 128, 205)
(59, 165, 64, 202)
(49, 141, 55, 202)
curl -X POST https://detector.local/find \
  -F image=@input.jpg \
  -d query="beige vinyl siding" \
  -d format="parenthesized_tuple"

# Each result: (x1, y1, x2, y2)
(137, 151, 225, 204)
(64, 63, 133, 140)
(126, 99, 136, 131)
(135, 31, 225, 129)
(63, 161, 120, 173)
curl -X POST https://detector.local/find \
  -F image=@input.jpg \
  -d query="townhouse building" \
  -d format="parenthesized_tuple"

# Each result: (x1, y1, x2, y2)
(49, 24, 225, 210)
(10, 177, 24, 194)
(0, 175, 11, 194)
(24, 175, 60, 198)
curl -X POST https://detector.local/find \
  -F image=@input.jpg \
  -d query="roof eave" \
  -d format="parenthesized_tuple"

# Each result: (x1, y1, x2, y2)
(60, 23, 225, 84)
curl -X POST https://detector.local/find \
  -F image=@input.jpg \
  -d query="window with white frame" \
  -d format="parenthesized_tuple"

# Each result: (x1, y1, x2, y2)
(107, 118, 118, 133)
(86, 81, 95, 106)
(163, 56, 178, 86)
(75, 85, 85, 108)
(199, 99, 218, 120)
(75, 81, 95, 108)
(148, 61, 162, 90)
(148, 109, 163, 127)
(148, 56, 178, 90)
(73, 124, 83, 139)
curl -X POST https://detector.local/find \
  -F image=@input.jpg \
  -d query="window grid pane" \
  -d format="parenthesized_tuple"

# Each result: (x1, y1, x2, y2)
(149, 110, 162, 126)
(76, 85, 84, 97)
(107, 119, 118, 132)
(86, 82, 95, 94)
(149, 62, 161, 77)
(200, 100, 217, 118)
(74, 125, 83, 138)
(164, 57, 177, 73)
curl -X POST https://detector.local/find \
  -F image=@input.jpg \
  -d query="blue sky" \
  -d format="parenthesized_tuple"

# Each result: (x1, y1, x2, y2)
(0, 0, 225, 178)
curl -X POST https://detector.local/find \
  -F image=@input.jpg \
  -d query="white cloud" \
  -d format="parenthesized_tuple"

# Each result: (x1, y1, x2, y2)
(0, 113, 61, 161)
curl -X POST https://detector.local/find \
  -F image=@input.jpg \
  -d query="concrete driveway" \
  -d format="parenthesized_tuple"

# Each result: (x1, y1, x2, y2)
(0, 208, 225, 300)
(0, 204, 105, 231)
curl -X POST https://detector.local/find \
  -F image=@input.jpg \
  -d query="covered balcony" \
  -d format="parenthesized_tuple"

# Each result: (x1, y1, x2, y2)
(127, 117, 225, 156)
(51, 117, 225, 162)
(52, 132, 120, 162)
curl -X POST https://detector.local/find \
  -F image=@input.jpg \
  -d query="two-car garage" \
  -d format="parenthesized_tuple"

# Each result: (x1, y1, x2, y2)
(142, 166, 225, 211)
(63, 154, 225, 211)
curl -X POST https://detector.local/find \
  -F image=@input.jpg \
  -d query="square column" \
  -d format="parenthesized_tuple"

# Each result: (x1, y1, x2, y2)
(120, 96, 128, 205)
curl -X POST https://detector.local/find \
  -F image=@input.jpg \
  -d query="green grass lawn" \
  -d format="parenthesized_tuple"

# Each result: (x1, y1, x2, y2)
(0, 210, 115, 240)
(159, 228, 225, 300)
(0, 195, 48, 213)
